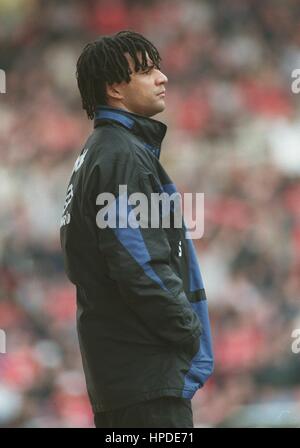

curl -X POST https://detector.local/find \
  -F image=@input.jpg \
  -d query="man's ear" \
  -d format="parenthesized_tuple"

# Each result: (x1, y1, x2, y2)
(106, 83, 124, 100)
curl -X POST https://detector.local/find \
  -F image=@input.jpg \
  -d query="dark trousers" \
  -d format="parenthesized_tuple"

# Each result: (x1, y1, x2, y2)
(94, 396, 193, 428)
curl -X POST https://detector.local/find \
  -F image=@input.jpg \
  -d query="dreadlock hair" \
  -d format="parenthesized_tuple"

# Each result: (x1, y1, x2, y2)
(76, 30, 162, 120)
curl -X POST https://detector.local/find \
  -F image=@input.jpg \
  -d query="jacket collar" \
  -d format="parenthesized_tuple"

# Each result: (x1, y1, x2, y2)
(94, 105, 167, 159)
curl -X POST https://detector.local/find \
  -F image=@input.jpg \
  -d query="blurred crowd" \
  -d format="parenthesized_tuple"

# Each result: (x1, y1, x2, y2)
(1, 0, 300, 427)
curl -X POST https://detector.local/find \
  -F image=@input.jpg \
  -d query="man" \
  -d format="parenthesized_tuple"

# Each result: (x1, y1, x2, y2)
(60, 30, 214, 428)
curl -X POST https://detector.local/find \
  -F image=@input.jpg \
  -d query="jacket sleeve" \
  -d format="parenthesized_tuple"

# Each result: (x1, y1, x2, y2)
(93, 151, 202, 354)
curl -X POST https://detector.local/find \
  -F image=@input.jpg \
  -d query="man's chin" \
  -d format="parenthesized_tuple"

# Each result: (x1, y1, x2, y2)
(148, 102, 166, 117)
(130, 102, 166, 118)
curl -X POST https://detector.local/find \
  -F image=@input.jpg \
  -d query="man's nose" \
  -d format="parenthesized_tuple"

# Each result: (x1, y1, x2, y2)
(155, 70, 168, 85)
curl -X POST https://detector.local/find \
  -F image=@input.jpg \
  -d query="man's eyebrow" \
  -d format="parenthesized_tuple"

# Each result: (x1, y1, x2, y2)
(137, 63, 154, 72)
(145, 60, 160, 69)
(135, 59, 160, 72)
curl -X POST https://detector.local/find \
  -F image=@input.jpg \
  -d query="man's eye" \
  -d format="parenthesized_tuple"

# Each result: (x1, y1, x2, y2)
(141, 65, 161, 74)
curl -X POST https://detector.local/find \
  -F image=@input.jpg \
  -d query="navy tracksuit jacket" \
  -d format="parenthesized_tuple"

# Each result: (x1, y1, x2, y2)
(60, 105, 214, 412)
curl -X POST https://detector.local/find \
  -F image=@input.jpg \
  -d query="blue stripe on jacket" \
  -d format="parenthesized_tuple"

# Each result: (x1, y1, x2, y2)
(94, 109, 135, 129)
(182, 300, 214, 396)
(112, 194, 169, 292)
(162, 183, 214, 392)
(104, 184, 214, 393)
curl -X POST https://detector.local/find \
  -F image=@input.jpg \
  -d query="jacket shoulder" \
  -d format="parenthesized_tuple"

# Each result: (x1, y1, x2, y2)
(89, 124, 134, 165)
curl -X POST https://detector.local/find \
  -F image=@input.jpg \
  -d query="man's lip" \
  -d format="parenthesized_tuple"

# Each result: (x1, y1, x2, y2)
(157, 91, 166, 96)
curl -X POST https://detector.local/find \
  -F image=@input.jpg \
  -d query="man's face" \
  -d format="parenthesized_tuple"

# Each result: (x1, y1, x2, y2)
(107, 52, 168, 117)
